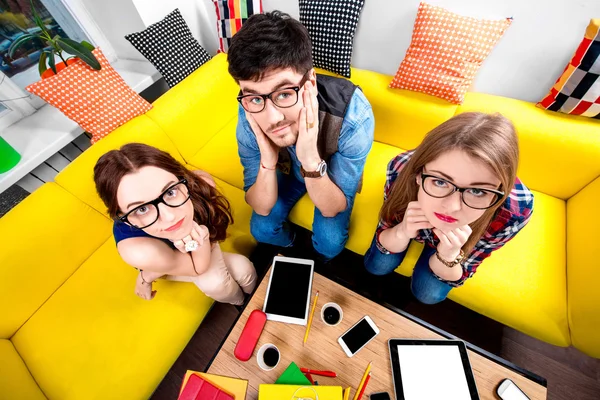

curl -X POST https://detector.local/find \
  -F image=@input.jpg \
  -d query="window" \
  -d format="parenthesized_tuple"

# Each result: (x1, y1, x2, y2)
(0, 0, 95, 120)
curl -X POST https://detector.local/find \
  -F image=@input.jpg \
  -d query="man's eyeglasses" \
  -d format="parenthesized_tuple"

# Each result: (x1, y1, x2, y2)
(420, 172, 505, 210)
(118, 179, 190, 229)
(237, 71, 311, 113)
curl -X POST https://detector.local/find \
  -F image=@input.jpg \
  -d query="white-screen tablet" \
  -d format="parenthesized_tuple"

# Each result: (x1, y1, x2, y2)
(262, 256, 314, 325)
(389, 339, 480, 400)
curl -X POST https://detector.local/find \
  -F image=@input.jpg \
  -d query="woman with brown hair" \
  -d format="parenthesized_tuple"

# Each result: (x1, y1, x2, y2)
(365, 112, 534, 304)
(94, 143, 256, 305)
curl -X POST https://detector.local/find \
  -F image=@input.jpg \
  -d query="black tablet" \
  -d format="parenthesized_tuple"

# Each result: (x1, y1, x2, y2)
(262, 256, 314, 325)
(388, 339, 480, 400)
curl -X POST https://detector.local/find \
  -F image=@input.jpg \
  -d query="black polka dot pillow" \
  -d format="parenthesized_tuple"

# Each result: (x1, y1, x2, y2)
(299, 0, 365, 78)
(125, 9, 212, 88)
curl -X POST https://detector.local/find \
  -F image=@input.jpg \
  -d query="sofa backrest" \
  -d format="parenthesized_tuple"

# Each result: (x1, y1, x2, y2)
(456, 92, 600, 200)
(144, 53, 240, 163)
(345, 68, 458, 151)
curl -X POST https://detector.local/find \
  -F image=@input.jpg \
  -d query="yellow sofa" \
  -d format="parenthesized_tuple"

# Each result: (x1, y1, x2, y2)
(1, 53, 599, 399)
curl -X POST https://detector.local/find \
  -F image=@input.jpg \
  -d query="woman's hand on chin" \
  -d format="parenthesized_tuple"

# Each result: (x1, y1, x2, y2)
(434, 225, 472, 261)
(395, 201, 434, 241)
(172, 221, 210, 253)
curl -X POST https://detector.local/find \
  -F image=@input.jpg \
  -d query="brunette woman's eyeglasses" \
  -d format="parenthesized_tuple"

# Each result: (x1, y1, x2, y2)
(118, 179, 190, 229)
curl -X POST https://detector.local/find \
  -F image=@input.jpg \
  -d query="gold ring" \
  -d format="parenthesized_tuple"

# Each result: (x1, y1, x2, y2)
(308, 122, 315, 129)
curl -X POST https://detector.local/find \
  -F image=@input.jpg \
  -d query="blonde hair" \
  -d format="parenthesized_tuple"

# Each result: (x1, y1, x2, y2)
(380, 112, 519, 254)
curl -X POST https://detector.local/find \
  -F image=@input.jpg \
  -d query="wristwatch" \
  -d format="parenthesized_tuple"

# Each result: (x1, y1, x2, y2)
(435, 250, 465, 268)
(300, 160, 327, 178)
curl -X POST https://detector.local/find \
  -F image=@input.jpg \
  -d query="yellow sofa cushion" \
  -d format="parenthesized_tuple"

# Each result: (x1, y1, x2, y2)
(0, 183, 111, 339)
(288, 141, 403, 255)
(456, 92, 600, 200)
(183, 166, 256, 256)
(346, 142, 407, 254)
(11, 238, 214, 400)
(146, 53, 240, 161)
(188, 119, 245, 190)
(0, 339, 46, 400)
(567, 175, 600, 358)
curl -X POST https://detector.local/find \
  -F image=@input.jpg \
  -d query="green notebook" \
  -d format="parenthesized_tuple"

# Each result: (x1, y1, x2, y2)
(275, 362, 312, 385)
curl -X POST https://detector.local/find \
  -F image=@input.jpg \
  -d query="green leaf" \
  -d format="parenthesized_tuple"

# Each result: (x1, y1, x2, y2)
(8, 33, 37, 57)
(30, 0, 47, 34)
(56, 37, 101, 70)
(80, 40, 95, 51)
(38, 51, 48, 75)
(48, 51, 57, 74)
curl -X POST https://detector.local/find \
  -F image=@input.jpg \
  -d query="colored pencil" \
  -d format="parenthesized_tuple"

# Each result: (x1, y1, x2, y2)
(303, 291, 319, 345)
(356, 372, 371, 399)
(343, 387, 351, 400)
(300, 368, 337, 377)
(353, 361, 372, 400)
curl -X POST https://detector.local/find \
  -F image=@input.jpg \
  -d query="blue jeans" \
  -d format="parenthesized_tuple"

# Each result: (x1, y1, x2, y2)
(363, 236, 453, 304)
(250, 171, 353, 261)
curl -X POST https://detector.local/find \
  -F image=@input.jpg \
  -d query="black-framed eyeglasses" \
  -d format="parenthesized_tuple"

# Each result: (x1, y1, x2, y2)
(118, 178, 191, 229)
(237, 71, 311, 113)
(420, 172, 505, 210)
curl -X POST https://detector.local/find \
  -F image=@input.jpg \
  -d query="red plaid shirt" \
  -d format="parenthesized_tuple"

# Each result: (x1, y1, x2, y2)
(375, 150, 534, 287)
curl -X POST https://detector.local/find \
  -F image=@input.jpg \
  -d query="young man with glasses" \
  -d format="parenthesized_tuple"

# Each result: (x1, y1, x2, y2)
(228, 11, 374, 261)
(364, 112, 534, 304)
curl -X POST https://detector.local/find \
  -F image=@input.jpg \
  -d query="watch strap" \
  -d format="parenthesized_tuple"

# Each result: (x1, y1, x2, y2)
(300, 160, 326, 178)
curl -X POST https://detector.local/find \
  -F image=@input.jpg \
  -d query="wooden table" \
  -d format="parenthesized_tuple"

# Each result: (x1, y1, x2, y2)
(207, 268, 547, 399)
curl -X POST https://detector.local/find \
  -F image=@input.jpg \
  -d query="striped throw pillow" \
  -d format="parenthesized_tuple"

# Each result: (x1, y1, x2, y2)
(212, 0, 263, 53)
(537, 19, 600, 119)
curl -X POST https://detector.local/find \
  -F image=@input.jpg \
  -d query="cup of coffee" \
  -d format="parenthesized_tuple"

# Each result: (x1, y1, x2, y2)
(321, 302, 343, 326)
(257, 343, 280, 371)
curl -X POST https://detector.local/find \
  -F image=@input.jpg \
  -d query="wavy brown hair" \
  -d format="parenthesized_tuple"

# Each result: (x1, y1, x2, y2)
(380, 112, 519, 255)
(93, 143, 233, 243)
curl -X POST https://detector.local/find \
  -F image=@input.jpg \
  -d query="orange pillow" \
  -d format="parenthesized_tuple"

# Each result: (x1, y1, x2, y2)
(390, 2, 512, 104)
(26, 48, 153, 144)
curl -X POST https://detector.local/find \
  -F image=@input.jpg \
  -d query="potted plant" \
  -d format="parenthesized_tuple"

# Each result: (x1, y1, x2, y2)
(7, 0, 100, 79)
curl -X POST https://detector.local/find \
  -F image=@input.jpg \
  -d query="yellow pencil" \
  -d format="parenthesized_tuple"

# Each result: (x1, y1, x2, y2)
(353, 361, 372, 400)
(343, 387, 351, 400)
(303, 291, 319, 345)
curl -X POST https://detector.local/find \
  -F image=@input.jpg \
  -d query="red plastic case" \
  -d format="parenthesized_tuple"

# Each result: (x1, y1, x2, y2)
(234, 309, 267, 361)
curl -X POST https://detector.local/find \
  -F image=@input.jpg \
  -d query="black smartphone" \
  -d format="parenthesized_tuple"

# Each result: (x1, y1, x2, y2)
(370, 392, 391, 400)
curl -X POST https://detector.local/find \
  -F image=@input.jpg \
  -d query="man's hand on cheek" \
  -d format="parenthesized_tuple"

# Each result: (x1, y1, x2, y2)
(246, 112, 278, 169)
(296, 81, 321, 171)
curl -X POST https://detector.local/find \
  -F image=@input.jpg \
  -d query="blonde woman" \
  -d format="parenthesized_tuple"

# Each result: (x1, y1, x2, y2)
(365, 112, 534, 304)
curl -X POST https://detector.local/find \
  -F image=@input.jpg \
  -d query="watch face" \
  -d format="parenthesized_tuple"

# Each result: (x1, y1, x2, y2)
(318, 161, 327, 176)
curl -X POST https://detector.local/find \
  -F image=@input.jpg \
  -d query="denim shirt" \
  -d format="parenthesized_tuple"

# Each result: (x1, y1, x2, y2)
(236, 89, 375, 208)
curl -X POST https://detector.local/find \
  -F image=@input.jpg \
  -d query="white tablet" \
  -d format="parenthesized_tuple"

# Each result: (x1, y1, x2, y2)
(389, 339, 480, 400)
(262, 256, 314, 325)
